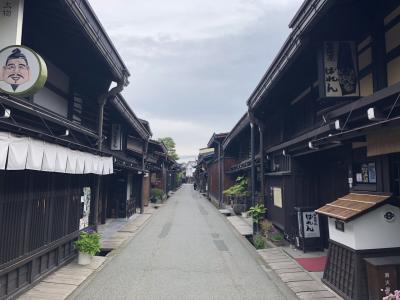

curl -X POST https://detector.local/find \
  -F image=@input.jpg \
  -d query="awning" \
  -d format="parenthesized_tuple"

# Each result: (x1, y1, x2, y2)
(0, 131, 113, 175)
(315, 192, 392, 222)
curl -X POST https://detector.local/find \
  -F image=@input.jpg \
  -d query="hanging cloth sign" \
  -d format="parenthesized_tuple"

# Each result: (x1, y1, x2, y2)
(321, 41, 359, 97)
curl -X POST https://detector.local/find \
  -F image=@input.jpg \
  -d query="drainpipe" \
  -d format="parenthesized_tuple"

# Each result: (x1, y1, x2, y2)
(140, 139, 149, 214)
(215, 139, 223, 208)
(250, 120, 256, 209)
(93, 80, 126, 229)
(259, 124, 265, 204)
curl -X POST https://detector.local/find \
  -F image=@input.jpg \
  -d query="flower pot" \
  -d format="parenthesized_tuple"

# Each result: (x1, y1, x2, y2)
(78, 252, 92, 265)
(233, 204, 245, 215)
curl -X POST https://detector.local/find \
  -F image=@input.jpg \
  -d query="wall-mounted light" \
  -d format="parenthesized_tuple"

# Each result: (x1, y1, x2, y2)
(282, 150, 287, 156)
(367, 107, 384, 121)
(0, 108, 11, 119)
(308, 141, 319, 150)
(60, 129, 69, 137)
(334, 119, 341, 130)
(138, 171, 142, 175)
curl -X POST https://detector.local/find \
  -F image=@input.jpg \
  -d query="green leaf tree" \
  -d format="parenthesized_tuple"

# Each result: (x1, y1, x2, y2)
(158, 137, 179, 161)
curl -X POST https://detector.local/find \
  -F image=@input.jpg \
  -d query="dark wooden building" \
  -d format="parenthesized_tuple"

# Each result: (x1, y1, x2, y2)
(194, 148, 214, 194)
(245, 0, 400, 298)
(146, 139, 169, 197)
(205, 132, 228, 206)
(102, 94, 151, 220)
(223, 114, 262, 209)
(0, 0, 135, 298)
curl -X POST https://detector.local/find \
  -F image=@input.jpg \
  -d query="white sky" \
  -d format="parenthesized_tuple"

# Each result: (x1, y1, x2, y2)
(89, 0, 303, 162)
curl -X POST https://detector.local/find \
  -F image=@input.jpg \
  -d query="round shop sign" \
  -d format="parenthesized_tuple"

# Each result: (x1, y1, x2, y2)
(0, 45, 47, 96)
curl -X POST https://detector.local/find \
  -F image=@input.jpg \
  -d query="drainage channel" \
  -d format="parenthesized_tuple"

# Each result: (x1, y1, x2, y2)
(96, 249, 113, 257)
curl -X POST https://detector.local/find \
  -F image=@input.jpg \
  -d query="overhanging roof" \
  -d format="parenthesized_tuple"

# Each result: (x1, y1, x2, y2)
(316, 192, 392, 222)
(207, 132, 228, 148)
(64, 0, 130, 83)
(110, 94, 150, 140)
(139, 119, 153, 137)
(247, 0, 332, 110)
(223, 113, 250, 150)
(149, 139, 168, 155)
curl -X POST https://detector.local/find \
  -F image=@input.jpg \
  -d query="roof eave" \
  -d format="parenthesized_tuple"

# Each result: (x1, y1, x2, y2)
(222, 113, 250, 150)
(110, 95, 150, 140)
(64, 0, 130, 82)
(247, 0, 331, 111)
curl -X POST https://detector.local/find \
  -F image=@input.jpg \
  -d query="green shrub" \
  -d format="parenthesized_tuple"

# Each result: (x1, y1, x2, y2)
(151, 188, 165, 201)
(253, 234, 266, 249)
(74, 231, 101, 256)
(270, 232, 284, 242)
(248, 203, 267, 224)
(223, 176, 249, 197)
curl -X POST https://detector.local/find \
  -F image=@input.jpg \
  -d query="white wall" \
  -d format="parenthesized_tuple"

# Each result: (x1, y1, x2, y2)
(329, 218, 356, 249)
(329, 204, 400, 250)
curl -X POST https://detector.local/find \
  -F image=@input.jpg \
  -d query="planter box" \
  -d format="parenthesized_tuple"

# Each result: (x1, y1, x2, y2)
(78, 252, 92, 265)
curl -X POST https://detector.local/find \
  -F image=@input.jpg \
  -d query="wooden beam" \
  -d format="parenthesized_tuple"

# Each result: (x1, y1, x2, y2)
(266, 124, 331, 153)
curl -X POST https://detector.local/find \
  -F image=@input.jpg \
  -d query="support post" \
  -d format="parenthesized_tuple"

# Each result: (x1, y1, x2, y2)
(259, 124, 265, 204)
(93, 80, 125, 229)
(216, 140, 223, 208)
(250, 121, 256, 209)
(93, 95, 106, 229)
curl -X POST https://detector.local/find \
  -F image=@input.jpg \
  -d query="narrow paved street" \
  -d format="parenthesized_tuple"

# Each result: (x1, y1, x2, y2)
(70, 184, 293, 299)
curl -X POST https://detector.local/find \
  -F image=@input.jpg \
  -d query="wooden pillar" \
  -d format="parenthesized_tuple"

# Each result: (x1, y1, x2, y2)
(250, 121, 256, 208)
(259, 124, 265, 203)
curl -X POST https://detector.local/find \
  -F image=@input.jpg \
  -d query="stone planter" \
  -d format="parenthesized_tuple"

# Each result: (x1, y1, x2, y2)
(78, 252, 92, 265)
(233, 204, 246, 215)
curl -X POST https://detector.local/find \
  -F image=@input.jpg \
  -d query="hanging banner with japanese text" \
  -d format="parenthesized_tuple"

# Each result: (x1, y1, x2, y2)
(322, 41, 359, 97)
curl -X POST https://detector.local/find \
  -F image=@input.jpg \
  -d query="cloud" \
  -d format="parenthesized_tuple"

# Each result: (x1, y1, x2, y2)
(89, 0, 303, 161)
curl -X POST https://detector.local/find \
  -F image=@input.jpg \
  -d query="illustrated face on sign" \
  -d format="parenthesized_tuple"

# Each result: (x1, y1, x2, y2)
(3, 49, 31, 90)
(0, 45, 47, 96)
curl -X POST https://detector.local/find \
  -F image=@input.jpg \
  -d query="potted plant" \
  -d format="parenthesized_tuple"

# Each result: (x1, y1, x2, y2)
(74, 229, 101, 265)
(253, 234, 266, 249)
(270, 232, 285, 246)
(248, 203, 267, 233)
(223, 176, 249, 214)
(150, 188, 165, 203)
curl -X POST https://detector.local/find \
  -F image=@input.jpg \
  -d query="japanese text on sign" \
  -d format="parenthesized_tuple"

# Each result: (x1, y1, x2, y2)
(2, 1, 12, 17)
(302, 211, 320, 238)
(323, 41, 359, 97)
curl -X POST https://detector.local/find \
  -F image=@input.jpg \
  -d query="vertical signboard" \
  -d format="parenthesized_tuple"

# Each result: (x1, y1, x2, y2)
(111, 124, 123, 150)
(299, 211, 320, 238)
(80, 187, 91, 230)
(0, 0, 24, 50)
(321, 41, 359, 97)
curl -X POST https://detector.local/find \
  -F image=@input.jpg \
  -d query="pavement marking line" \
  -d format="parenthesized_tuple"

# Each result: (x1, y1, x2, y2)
(158, 222, 172, 238)
(213, 239, 229, 251)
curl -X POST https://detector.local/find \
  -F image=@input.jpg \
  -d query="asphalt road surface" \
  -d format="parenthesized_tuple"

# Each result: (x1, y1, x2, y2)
(70, 184, 295, 300)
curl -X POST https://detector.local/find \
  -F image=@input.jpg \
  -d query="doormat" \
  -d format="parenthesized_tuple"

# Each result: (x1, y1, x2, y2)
(295, 256, 327, 272)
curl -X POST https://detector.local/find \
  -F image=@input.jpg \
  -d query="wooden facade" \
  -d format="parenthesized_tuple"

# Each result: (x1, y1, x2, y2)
(0, 1, 160, 298)
(205, 133, 228, 206)
(103, 94, 150, 219)
(242, 0, 400, 298)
